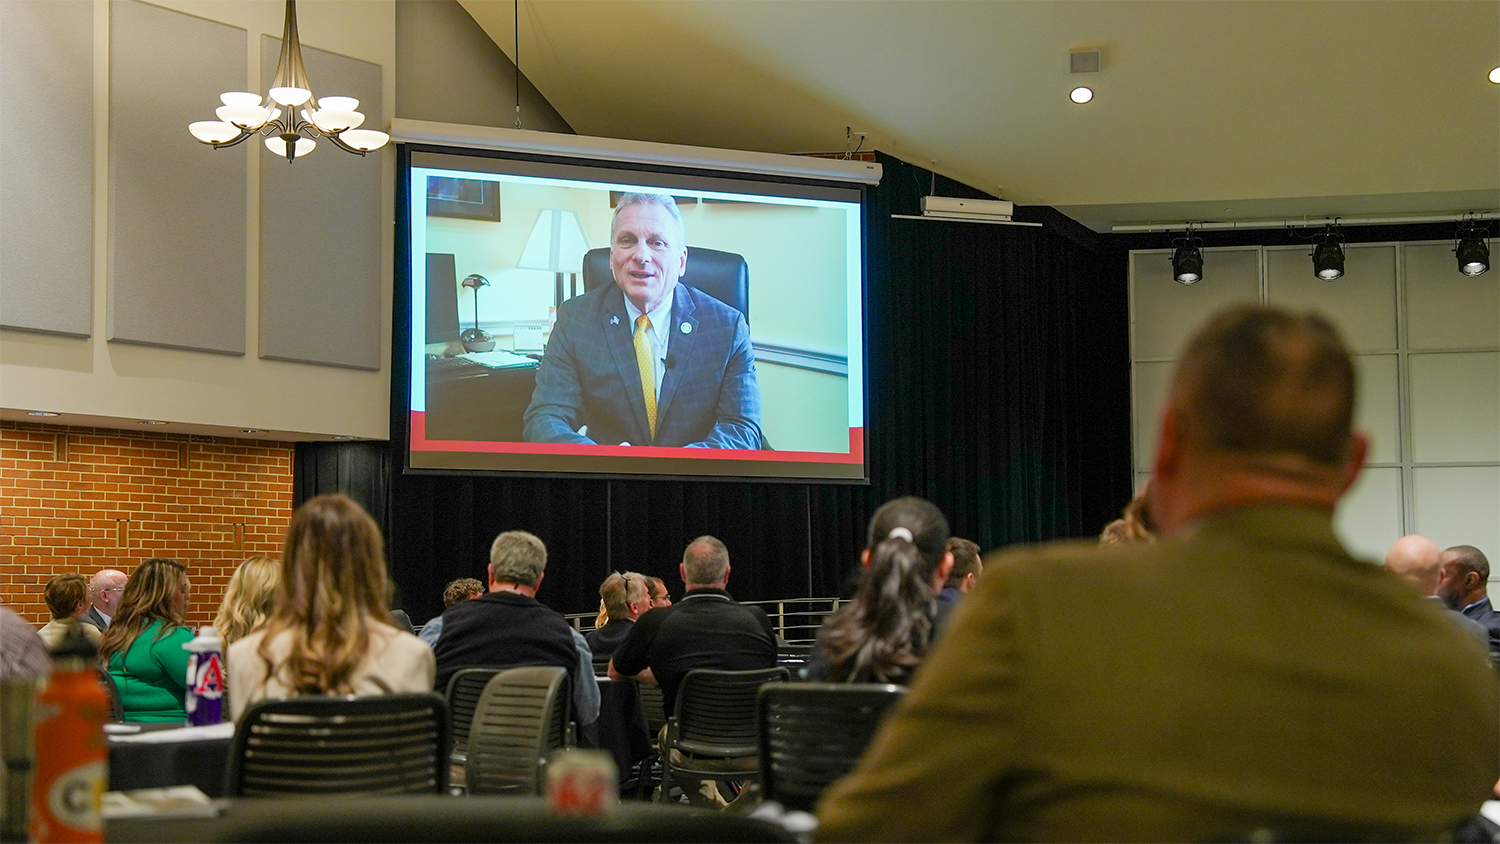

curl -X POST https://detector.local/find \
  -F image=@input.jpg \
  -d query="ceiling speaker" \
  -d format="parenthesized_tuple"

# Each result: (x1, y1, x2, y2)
(1070, 48, 1101, 74)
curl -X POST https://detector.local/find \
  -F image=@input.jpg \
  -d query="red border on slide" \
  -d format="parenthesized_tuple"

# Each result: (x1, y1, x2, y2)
(410, 412, 863, 464)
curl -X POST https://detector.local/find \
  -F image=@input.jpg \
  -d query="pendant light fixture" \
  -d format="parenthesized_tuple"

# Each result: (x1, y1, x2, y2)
(187, 0, 388, 162)
(1454, 217, 1491, 277)
(1310, 223, 1345, 281)
(1171, 227, 1205, 285)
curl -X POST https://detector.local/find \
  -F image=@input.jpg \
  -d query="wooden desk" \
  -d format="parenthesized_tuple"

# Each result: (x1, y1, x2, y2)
(424, 357, 538, 442)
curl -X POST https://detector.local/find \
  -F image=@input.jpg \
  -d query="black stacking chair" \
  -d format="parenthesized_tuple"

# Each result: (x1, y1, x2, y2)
(656, 666, 789, 805)
(465, 665, 572, 796)
(757, 682, 905, 812)
(224, 693, 448, 797)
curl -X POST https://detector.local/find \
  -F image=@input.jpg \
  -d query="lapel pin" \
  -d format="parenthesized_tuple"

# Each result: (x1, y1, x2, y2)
(680, 322, 692, 335)
(609, 315, 620, 326)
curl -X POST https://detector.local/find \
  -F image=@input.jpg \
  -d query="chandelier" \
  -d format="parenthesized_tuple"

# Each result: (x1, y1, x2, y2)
(187, 1, 388, 162)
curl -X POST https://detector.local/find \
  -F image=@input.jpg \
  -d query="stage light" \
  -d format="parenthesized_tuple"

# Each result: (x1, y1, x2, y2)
(1310, 224, 1345, 280)
(1171, 229, 1204, 285)
(1454, 219, 1490, 276)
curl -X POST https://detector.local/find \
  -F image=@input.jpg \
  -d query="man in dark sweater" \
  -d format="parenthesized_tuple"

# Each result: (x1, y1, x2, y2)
(433, 530, 598, 725)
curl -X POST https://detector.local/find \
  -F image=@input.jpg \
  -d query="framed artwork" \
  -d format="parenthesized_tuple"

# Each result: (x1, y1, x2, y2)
(427, 177, 502, 221)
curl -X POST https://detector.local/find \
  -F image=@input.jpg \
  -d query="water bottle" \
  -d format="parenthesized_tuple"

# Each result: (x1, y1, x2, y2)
(30, 624, 108, 844)
(182, 626, 225, 727)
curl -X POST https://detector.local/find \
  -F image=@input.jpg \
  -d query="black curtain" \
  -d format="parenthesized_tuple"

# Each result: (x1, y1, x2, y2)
(297, 150, 1134, 625)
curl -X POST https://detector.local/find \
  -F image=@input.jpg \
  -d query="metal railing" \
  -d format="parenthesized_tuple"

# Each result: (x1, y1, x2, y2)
(565, 595, 842, 647)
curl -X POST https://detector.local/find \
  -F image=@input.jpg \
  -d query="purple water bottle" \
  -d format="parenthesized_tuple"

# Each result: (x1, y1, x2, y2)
(183, 626, 225, 726)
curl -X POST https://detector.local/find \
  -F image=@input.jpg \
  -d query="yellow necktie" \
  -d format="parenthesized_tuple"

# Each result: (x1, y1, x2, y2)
(634, 315, 657, 439)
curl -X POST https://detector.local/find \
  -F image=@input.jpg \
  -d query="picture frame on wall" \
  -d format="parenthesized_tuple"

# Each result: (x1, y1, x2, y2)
(427, 177, 502, 221)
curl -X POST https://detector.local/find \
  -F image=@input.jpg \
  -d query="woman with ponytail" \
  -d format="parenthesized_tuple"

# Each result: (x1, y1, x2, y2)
(807, 496, 954, 685)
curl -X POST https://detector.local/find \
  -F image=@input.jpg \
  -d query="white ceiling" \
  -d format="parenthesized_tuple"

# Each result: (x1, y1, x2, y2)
(459, 0, 1499, 232)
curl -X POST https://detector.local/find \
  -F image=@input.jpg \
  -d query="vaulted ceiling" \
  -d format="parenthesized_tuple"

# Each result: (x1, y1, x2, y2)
(459, 0, 1498, 232)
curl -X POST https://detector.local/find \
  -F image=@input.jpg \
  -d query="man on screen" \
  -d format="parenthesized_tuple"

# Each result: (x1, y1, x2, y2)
(522, 193, 764, 449)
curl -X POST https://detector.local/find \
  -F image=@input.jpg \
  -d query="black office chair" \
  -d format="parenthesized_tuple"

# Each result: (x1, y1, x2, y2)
(627, 681, 670, 799)
(224, 693, 448, 797)
(656, 667, 789, 806)
(96, 666, 124, 722)
(757, 682, 906, 812)
(465, 665, 573, 796)
(443, 667, 504, 791)
(581, 246, 750, 322)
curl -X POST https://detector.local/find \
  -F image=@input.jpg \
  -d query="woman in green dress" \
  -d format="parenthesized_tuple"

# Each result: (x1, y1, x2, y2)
(99, 557, 193, 722)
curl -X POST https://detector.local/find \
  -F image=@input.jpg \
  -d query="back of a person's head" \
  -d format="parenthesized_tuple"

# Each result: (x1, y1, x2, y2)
(1444, 545, 1491, 580)
(489, 531, 547, 587)
(682, 536, 730, 586)
(276, 494, 391, 627)
(44, 573, 88, 620)
(943, 538, 981, 589)
(443, 577, 484, 608)
(99, 557, 187, 662)
(213, 555, 280, 647)
(866, 496, 950, 581)
(599, 572, 647, 618)
(1171, 304, 1355, 469)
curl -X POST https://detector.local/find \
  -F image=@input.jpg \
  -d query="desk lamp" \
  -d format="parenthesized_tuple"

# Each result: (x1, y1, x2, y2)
(460, 274, 496, 352)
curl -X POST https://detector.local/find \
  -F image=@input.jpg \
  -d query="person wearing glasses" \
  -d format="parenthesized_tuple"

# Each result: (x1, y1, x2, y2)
(84, 568, 128, 630)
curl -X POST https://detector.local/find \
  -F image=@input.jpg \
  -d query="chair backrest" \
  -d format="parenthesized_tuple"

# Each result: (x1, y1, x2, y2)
(756, 681, 905, 812)
(95, 665, 124, 722)
(672, 667, 789, 758)
(635, 681, 668, 741)
(443, 667, 502, 757)
(465, 665, 572, 796)
(581, 246, 750, 322)
(224, 693, 448, 797)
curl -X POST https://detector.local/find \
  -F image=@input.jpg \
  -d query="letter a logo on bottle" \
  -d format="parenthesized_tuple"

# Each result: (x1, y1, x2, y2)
(195, 653, 225, 695)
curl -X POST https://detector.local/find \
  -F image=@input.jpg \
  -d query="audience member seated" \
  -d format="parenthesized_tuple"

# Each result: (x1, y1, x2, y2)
(608, 535, 777, 807)
(646, 575, 672, 608)
(432, 531, 599, 727)
(1385, 535, 1490, 653)
(83, 568, 128, 630)
(39, 573, 103, 650)
(212, 555, 279, 649)
(805, 497, 953, 685)
(227, 494, 434, 719)
(586, 572, 649, 663)
(1437, 544, 1500, 656)
(2, 605, 52, 677)
(935, 536, 980, 630)
(1099, 480, 1156, 546)
(418, 577, 484, 647)
(99, 558, 194, 723)
(817, 305, 1500, 841)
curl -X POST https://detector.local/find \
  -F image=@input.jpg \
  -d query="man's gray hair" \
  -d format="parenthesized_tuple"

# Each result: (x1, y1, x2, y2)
(489, 530, 548, 587)
(612, 193, 684, 240)
(682, 535, 730, 586)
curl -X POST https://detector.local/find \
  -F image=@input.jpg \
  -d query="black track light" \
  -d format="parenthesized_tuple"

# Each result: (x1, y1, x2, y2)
(1171, 230, 1204, 285)
(1454, 220, 1490, 277)
(1310, 225, 1345, 281)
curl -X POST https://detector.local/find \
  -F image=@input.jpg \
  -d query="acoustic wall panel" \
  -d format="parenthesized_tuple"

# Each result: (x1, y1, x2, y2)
(258, 37, 383, 370)
(1265, 244, 1398, 353)
(108, 0, 246, 355)
(0, 1, 93, 337)
(1334, 465, 1402, 563)
(1405, 241, 1500, 351)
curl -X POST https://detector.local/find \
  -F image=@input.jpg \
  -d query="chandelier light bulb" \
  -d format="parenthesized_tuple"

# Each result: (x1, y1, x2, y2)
(266, 135, 316, 159)
(268, 86, 312, 107)
(189, 121, 240, 144)
(317, 96, 359, 112)
(305, 108, 363, 133)
(338, 129, 391, 152)
(219, 91, 262, 108)
(216, 104, 272, 129)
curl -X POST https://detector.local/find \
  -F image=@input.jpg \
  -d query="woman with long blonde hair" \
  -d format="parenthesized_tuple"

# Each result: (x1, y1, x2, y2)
(99, 557, 194, 722)
(226, 494, 433, 718)
(212, 555, 280, 648)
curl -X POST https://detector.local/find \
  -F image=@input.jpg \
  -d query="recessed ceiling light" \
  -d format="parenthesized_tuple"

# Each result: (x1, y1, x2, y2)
(1070, 86, 1094, 104)
(1490, 66, 1500, 84)
(138, 420, 168, 426)
(27, 411, 60, 417)
(241, 428, 265, 434)
(331, 435, 355, 441)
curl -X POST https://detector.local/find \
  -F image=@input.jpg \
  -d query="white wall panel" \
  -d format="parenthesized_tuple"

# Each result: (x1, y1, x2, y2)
(1335, 465, 1402, 563)
(1265, 243, 1397, 352)
(1131, 247, 1260, 359)
(1413, 466, 1500, 558)
(1405, 241, 1500, 350)
(1409, 352, 1500, 464)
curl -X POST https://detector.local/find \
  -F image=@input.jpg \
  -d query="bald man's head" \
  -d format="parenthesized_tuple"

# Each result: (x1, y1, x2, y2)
(1384, 535, 1441, 595)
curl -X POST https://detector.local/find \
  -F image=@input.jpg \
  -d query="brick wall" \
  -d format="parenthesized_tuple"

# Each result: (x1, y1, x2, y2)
(1, 421, 294, 630)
